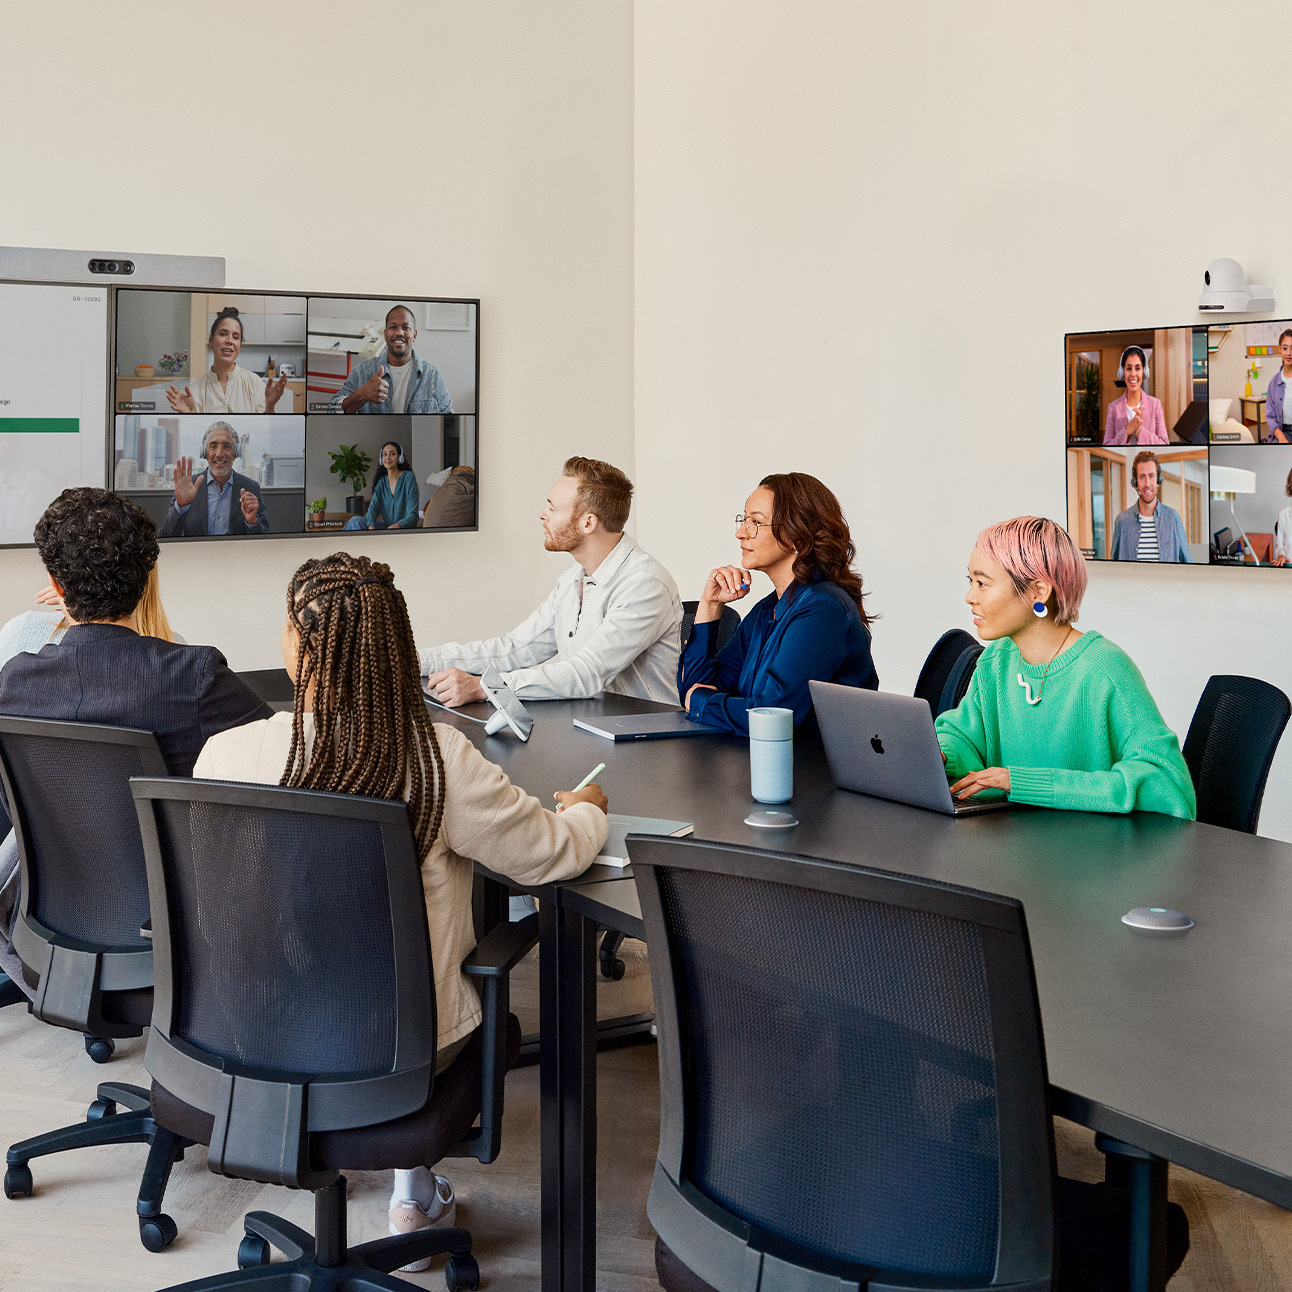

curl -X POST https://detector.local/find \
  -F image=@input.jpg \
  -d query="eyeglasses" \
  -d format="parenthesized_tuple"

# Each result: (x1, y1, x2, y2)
(734, 514, 769, 535)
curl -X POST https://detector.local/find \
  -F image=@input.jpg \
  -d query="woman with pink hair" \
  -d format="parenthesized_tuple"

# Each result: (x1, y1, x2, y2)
(935, 516, 1195, 817)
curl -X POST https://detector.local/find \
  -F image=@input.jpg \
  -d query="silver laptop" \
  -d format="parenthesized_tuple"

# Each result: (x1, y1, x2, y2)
(810, 681, 1011, 816)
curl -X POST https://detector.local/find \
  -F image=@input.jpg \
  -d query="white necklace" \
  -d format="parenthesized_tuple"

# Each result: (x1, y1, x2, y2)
(1017, 627, 1075, 706)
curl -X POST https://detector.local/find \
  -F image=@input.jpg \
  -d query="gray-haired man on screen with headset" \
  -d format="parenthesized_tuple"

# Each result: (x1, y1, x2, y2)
(422, 456, 682, 706)
(158, 420, 268, 537)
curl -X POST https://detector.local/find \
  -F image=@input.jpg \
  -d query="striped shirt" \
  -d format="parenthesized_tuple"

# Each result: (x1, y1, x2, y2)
(1136, 511, 1160, 561)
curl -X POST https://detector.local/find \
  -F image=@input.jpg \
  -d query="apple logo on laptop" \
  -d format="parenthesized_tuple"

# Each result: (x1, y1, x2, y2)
(870, 734, 884, 754)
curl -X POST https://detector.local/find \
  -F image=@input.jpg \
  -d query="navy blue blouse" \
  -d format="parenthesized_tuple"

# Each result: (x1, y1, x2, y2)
(677, 577, 878, 735)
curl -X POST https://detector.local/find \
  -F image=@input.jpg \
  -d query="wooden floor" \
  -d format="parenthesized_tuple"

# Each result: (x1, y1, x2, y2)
(1, 939, 1290, 1290)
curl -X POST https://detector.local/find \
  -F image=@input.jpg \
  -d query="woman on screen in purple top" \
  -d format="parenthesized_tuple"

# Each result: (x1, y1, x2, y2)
(1103, 346, 1167, 445)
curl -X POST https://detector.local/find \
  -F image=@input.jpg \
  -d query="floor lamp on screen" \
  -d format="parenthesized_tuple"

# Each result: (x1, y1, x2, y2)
(1211, 465, 1260, 564)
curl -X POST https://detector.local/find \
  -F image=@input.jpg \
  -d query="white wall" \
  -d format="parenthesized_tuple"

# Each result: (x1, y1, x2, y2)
(633, 1, 1292, 841)
(0, 0, 633, 671)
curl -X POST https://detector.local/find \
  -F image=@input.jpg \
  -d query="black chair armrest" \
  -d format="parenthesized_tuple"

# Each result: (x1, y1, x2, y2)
(461, 913, 537, 979)
(453, 913, 536, 1165)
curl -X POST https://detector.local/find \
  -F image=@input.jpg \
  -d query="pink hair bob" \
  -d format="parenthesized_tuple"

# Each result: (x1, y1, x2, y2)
(976, 516, 1087, 624)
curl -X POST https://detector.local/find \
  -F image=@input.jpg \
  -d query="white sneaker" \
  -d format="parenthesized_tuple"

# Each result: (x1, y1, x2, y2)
(388, 1175, 456, 1273)
(509, 893, 538, 922)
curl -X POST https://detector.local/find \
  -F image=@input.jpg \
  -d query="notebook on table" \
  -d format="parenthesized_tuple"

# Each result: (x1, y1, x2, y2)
(809, 681, 1012, 817)
(596, 814, 694, 868)
(573, 711, 726, 741)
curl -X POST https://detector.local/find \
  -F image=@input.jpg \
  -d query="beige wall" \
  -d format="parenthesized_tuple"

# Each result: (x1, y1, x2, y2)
(0, 0, 634, 669)
(632, 1, 1292, 842)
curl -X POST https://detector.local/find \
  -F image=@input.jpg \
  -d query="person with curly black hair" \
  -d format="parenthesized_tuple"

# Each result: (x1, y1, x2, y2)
(0, 488, 272, 1000)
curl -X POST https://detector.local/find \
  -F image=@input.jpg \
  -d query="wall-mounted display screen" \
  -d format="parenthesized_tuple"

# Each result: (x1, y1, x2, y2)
(1066, 321, 1292, 568)
(116, 289, 479, 541)
(0, 282, 109, 546)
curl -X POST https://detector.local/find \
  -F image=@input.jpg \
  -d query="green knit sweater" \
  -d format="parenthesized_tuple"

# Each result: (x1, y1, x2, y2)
(935, 631, 1196, 819)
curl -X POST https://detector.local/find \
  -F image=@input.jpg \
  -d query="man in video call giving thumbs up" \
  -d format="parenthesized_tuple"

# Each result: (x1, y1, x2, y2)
(331, 303, 453, 414)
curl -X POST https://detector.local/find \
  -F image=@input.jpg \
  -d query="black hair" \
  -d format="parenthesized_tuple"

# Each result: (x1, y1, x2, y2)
(33, 488, 159, 624)
(384, 304, 417, 328)
(380, 440, 409, 470)
(208, 306, 244, 343)
(1121, 345, 1147, 372)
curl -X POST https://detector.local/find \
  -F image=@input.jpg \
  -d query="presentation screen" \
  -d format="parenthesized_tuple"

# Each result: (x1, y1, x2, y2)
(1064, 321, 1292, 568)
(113, 289, 478, 542)
(0, 282, 109, 547)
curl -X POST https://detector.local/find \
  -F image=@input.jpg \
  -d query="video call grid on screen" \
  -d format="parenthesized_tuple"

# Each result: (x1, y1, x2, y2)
(1065, 321, 1292, 569)
(0, 280, 479, 547)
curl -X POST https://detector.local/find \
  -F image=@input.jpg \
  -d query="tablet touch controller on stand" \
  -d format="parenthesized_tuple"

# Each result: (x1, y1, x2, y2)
(481, 669, 533, 741)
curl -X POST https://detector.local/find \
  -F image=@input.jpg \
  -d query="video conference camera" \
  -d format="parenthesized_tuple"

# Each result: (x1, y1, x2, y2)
(1198, 258, 1274, 314)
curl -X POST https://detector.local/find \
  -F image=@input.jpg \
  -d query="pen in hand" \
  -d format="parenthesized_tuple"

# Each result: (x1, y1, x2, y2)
(556, 761, 606, 812)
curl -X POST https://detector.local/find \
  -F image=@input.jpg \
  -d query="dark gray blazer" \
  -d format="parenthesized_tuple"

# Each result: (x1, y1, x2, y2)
(158, 468, 268, 538)
(0, 623, 272, 776)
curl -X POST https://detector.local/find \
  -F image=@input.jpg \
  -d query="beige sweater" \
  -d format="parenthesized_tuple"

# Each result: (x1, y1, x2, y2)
(194, 712, 608, 1048)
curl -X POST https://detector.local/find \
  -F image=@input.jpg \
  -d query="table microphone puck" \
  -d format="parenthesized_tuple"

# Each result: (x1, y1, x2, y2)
(745, 809, 798, 828)
(1122, 907, 1194, 932)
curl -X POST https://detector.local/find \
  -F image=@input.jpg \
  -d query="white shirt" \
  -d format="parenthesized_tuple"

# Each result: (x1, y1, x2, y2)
(186, 364, 267, 414)
(418, 535, 683, 703)
(387, 358, 414, 413)
(1275, 505, 1292, 562)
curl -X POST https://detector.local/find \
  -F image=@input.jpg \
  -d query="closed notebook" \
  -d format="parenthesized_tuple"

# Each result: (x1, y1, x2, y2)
(596, 814, 694, 868)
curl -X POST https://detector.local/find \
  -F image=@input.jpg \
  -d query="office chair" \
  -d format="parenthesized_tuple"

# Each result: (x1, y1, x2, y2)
(629, 835, 1189, 1292)
(1182, 674, 1291, 834)
(597, 599, 742, 982)
(913, 628, 983, 718)
(0, 717, 189, 1252)
(679, 600, 741, 653)
(130, 776, 533, 1291)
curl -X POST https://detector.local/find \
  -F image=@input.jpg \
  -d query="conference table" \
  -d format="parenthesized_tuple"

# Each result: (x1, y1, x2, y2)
(434, 692, 1292, 1292)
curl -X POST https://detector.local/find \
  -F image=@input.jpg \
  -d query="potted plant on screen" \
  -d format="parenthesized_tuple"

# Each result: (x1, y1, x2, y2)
(308, 497, 327, 528)
(328, 445, 372, 516)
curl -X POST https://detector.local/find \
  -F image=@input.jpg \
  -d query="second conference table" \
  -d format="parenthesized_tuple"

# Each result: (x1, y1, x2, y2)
(432, 691, 1292, 1292)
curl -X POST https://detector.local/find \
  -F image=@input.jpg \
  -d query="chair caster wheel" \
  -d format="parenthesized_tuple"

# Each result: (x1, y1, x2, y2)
(139, 1213, 178, 1252)
(238, 1234, 270, 1268)
(445, 1253, 480, 1290)
(85, 1036, 115, 1063)
(4, 1163, 33, 1199)
(86, 1098, 117, 1122)
(604, 957, 625, 981)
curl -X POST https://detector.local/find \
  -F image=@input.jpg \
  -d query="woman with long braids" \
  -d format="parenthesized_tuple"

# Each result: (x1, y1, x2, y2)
(678, 472, 878, 733)
(194, 551, 608, 1264)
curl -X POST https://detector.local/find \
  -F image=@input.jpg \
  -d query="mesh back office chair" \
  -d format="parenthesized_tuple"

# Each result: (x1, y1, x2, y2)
(629, 836, 1189, 1292)
(1183, 675, 1291, 834)
(598, 599, 742, 983)
(131, 777, 532, 1292)
(913, 628, 983, 718)
(0, 717, 189, 1252)
(680, 601, 741, 653)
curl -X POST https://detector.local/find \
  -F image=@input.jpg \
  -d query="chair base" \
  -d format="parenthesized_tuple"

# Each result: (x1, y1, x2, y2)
(5, 1081, 188, 1251)
(155, 1176, 479, 1292)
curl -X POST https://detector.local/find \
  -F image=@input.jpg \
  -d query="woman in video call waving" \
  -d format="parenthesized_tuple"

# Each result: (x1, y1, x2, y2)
(167, 306, 288, 415)
(937, 516, 1194, 817)
(678, 472, 878, 734)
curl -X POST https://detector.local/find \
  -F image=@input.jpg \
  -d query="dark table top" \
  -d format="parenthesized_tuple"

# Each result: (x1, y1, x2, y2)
(434, 692, 1292, 1206)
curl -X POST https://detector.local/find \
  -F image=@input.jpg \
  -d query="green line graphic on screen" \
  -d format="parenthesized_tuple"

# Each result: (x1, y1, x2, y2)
(0, 418, 80, 433)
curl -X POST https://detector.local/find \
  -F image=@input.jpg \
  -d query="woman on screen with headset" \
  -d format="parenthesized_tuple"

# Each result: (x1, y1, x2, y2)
(678, 472, 878, 734)
(936, 516, 1194, 816)
(166, 306, 288, 415)
(1103, 346, 1167, 445)
(344, 441, 421, 530)
(193, 552, 608, 1265)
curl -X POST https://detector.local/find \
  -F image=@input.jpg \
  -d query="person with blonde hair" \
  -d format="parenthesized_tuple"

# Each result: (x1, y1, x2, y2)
(937, 516, 1195, 817)
(194, 551, 609, 1265)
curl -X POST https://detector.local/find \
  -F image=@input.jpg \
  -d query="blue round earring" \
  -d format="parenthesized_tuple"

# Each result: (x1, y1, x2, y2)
(1032, 601, 1049, 618)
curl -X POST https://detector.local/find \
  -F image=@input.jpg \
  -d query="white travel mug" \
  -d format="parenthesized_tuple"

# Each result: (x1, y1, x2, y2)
(748, 706, 794, 803)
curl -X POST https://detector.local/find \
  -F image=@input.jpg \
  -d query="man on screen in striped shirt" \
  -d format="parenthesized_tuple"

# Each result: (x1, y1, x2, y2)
(1109, 450, 1192, 563)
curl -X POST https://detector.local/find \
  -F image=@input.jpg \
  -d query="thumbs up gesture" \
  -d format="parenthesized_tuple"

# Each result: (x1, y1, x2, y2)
(357, 364, 389, 407)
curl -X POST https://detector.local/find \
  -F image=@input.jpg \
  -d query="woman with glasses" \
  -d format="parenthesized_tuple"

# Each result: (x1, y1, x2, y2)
(678, 472, 877, 734)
